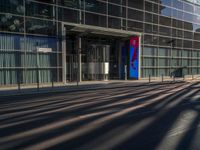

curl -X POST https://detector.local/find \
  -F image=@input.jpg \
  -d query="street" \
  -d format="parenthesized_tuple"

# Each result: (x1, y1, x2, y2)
(1, 81, 200, 150)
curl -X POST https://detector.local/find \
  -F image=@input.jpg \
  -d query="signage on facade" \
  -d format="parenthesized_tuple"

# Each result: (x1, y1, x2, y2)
(129, 36, 139, 79)
(37, 48, 52, 53)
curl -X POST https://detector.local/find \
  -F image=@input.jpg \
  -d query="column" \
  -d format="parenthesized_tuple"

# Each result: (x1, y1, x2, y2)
(78, 37, 82, 82)
(62, 24, 66, 84)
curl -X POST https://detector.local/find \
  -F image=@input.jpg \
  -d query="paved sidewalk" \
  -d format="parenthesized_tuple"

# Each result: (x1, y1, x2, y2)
(0, 76, 196, 97)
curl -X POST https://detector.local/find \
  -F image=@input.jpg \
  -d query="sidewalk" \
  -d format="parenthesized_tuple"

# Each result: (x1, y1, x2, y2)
(0, 77, 196, 97)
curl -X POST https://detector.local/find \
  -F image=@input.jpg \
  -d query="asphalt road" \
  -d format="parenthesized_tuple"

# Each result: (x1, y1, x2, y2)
(1, 81, 200, 150)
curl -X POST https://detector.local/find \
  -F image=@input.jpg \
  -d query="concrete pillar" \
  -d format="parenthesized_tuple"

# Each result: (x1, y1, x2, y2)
(62, 24, 67, 84)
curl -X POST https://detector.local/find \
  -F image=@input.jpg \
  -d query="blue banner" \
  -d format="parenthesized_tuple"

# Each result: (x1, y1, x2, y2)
(129, 36, 139, 79)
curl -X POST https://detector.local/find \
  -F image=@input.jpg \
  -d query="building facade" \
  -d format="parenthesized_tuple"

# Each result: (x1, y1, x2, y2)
(0, 0, 200, 85)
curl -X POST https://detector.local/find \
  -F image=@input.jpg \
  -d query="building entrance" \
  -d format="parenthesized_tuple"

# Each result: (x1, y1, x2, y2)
(65, 33, 121, 82)
(82, 44, 110, 81)
(63, 24, 141, 83)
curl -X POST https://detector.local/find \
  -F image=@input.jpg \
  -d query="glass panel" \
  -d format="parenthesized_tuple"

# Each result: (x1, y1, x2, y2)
(0, 69, 17, 85)
(108, 4, 121, 17)
(57, 0, 79, 8)
(127, 21, 143, 32)
(58, 7, 79, 23)
(158, 48, 170, 56)
(26, 18, 56, 36)
(108, 17, 121, 29)
(160, 6, 172, 17)
(159, 58, 169, 66)
(161, 0, 171, 6)
(85, 0, 107, 14)
(0, 33, 24, 51)
(128, 9, 143, 21)
(143, 47, 156, 56)
(85, 13, 107, 27)
(0, 0, 24, 15)
(143, 57, 156, 66)
(0, 14, 24, 33)
(128, 0, 144, 9)
(26, 1, 54, 19)
(25, 35, 57, 52)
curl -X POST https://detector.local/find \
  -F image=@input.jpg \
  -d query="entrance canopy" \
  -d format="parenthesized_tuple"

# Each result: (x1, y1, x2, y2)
(64, 23, 142, 38)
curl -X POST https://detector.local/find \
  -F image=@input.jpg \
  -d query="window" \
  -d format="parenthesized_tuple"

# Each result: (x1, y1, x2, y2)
(0, 0, 24, 15)
(26, 1, 54, 19)
(85, 13, 106, 27)
(0, 14, 24, 33)
(128, 9, 143, 21)
(26, 18, 56, 36)
(58, 7, 79, 23)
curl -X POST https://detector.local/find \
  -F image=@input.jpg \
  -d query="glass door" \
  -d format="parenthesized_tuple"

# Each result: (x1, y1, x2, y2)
(83, 44, 110, 81)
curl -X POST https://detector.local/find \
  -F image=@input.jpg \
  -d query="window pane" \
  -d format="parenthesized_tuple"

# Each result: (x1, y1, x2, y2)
(26, 18, 56, 36)
(0, 14, 24, 33)
(26, 1, 54, 19)
(0, 0, 24, 15)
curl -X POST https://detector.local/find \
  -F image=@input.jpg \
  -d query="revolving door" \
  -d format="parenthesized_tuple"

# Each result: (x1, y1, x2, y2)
(82, 44, 110, 81)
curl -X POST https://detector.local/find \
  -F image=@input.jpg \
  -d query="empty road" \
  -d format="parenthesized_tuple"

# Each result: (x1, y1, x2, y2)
(1, 81, 200, 150)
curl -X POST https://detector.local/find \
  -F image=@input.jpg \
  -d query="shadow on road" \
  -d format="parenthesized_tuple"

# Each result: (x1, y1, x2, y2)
(0, 81, 200, 150)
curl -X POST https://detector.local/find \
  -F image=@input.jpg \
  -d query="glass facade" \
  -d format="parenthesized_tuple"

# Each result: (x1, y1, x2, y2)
(1, 0, 200, 85)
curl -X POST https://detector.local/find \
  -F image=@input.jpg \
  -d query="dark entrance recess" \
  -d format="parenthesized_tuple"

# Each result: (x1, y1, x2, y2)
(65, 32, 122, 82)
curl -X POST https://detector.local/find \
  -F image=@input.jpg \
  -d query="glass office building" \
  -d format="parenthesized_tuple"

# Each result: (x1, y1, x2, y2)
(0, 0, 200, 85)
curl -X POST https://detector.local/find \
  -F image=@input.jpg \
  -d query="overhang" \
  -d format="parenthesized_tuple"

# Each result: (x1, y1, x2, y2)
(63, 22, 142, 38)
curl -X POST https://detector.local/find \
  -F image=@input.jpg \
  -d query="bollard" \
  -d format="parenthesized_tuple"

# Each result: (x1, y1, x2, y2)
(52, 79, 54, 88)
(37, 81, 39, 91)
(173, 75, 175, 82)
(162, 74, 164, 82)
(124, 65, 127, 80)
(18, 81, 21, 91)
(37, 68, 39, 91)
(149, 74, 151, 83)
(52, 72, 54, 88)
(17, 69, 21, 91)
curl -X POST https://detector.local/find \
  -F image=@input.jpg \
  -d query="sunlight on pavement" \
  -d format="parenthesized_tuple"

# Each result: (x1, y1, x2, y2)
(155, 110, 198, 150)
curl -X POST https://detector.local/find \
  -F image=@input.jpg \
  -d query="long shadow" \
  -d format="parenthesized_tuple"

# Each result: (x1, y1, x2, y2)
(0, 83, 174, 123)
(112, 83, 200, 150)
(0, 82, 175, 138)
(0, 82, 174, 137)
(48, 82, 199, 150)
(0, 81, 183, 104)
(175, 104, 200, 150)
(0, 81, 195, 150)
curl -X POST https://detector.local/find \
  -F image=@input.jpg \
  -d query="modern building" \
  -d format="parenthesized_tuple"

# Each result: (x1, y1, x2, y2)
(0, 0, 200, 86)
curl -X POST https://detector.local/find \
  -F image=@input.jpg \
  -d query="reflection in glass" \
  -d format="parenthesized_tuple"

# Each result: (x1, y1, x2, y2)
(26, 18, 56, 36)
(0, 0, 24, 15)
(26, 1, 54, 19)
(0, 14, 24, 33)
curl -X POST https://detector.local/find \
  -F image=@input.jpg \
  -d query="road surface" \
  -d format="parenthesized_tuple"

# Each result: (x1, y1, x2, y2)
(1, 81, 200, 150)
